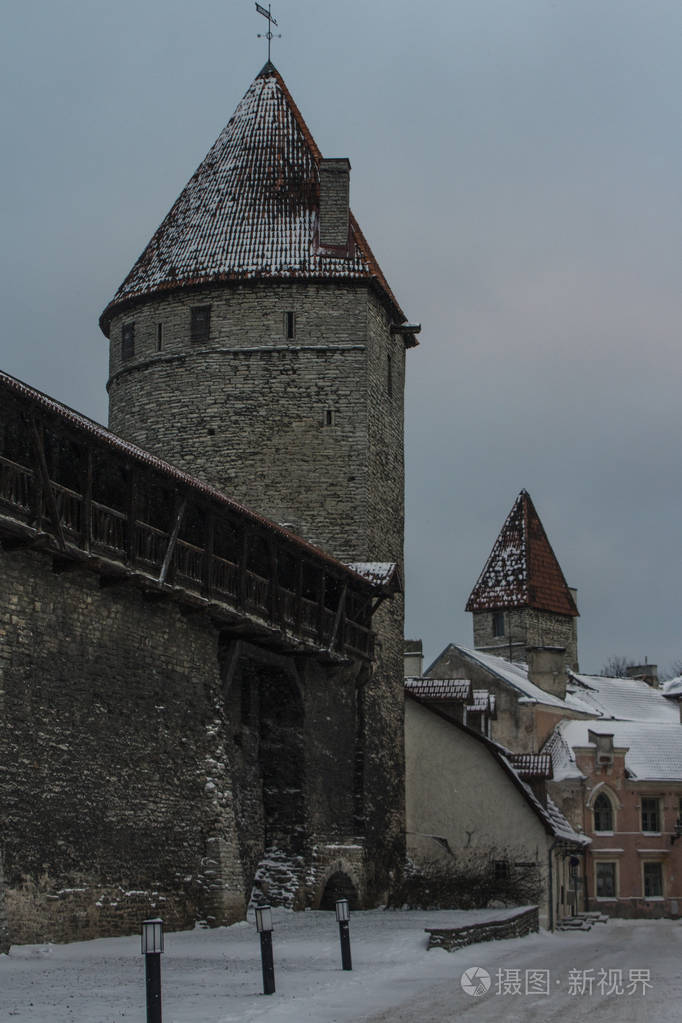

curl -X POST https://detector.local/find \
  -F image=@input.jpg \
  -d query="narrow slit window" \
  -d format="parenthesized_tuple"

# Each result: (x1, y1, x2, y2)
(387, 353, 393, 396)
(191, 305, 211, 342)
(121, 323, 135, 361)
(284, 311, 296, 340)
(325, 409, 334, 427)
(157, 323, 163, 351)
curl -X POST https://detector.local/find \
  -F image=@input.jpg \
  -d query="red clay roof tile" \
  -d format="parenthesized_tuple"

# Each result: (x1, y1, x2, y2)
(466, 490, 578, 617)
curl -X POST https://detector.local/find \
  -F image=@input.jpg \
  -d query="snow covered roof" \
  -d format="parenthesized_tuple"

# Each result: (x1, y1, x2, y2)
(466, 490, 578, 617)
(566, 672, 679, 723)
(345, 562, 402, 591)
(466, 691, 496, 718)
(100, 62, 407, 334)
(663, 676, 682, 698)
(450, 645, 576, 711)
(508, 753, 553, 779)
(547, 719, 682, 782)
(404, 678, 472, 701)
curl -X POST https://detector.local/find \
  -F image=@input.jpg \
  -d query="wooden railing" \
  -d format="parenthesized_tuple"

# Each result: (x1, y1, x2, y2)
(0, 448, 374, 660)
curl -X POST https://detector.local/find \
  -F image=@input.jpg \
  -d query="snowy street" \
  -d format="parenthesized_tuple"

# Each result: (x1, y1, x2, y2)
(1, 909, 680, 1022)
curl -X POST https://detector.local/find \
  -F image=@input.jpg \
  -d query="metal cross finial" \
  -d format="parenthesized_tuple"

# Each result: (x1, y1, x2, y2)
(255, 3, 281, 62)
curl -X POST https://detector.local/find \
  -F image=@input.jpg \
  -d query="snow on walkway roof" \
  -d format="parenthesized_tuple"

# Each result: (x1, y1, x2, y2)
(566, 673, 679, 723)
(548, 719, 682, 781)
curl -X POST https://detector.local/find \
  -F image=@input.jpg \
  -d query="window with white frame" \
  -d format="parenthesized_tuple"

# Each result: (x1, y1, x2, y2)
(643, 861, 663, 898)
(641, 797, 660, 833)
(593, 792, 614, 832)
(595, 861, 616, 898)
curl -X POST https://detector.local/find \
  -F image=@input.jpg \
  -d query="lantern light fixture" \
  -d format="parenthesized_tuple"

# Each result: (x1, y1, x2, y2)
(141, 918, 164, 955)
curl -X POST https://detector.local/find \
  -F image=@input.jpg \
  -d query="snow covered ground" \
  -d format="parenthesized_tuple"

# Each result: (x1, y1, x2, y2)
(1, 908, 680, 1022)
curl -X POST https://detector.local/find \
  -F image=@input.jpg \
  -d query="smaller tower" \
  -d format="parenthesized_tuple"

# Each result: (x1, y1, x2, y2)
(466, 490, 579, 671)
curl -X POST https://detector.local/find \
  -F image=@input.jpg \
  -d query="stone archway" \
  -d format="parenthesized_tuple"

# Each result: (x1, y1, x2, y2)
(319, 870, 360, 911)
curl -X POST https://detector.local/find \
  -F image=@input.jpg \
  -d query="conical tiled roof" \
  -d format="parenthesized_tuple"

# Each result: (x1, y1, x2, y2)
(100, 62, 403, 334)
(466, 491, 578, 617)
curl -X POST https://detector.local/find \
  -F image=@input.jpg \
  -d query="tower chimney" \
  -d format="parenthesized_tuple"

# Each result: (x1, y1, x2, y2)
(319, 158, 351, 249)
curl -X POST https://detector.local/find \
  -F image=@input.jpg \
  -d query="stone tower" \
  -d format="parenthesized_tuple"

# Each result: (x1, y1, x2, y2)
(99, 63, 418, 898)
(466, 490, 579, 673)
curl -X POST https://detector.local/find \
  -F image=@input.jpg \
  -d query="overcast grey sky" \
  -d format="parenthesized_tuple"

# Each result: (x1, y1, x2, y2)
(2, 1, 681, 674)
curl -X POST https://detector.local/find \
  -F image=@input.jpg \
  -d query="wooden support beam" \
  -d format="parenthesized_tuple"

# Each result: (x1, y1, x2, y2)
(82, 448, 93, 554)
(328, 582, 347, 652)
(158, 498, 186, 584)
(30, 417, 66, 551)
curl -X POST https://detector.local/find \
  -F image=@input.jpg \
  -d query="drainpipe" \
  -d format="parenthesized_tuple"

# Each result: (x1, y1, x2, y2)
(548, 840, 560, 931)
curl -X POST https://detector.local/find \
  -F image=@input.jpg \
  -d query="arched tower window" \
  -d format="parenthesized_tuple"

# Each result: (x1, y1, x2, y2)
(593, 792, 613, 832)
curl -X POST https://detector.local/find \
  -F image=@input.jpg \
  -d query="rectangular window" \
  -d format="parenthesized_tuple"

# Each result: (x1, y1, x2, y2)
(494, 860, 510, 881)
(595, 861, 616, 898)
(324, 409, 334, 427)
(492, 611, 505, 637)
(191, 305, 211, 342)
(643, 861, 663, 898)
(641, 797, 660, 832)
(157, 323, 163, 351)
(121, 323, 135, 361)
(284, 311, 296, 339)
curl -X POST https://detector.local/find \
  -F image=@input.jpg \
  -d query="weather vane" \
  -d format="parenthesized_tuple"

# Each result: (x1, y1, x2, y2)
(255, 3, 281, 62)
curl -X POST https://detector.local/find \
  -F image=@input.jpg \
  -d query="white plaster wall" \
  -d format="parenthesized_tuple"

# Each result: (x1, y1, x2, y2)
(405, 699, 552, 923)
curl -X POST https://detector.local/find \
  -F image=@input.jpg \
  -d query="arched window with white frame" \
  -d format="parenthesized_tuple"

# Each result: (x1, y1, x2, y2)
(593, 791, 614, 832)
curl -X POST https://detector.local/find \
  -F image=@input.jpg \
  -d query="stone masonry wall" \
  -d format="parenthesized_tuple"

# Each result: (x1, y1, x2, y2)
(105, 278, 408, 904)
(0, 546, 246, 944)
(473, 608, 578, 671)
(0, 542, 376, 942)
(107, 281, 371, 560)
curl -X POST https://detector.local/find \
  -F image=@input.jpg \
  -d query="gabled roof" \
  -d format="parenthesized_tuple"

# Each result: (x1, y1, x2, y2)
(100, 62, 405, 334)
(466, 490, 578, 617)
(436, 644, 577, 711)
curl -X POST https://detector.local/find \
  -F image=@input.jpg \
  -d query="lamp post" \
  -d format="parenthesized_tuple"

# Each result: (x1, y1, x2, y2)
(255, 905, 276, 995)
(335, 898, 352, 971)
(141, 918, 164, 1023)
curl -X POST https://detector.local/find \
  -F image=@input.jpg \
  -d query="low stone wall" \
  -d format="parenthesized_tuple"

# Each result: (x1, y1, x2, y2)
(425, 906, 539, 952)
